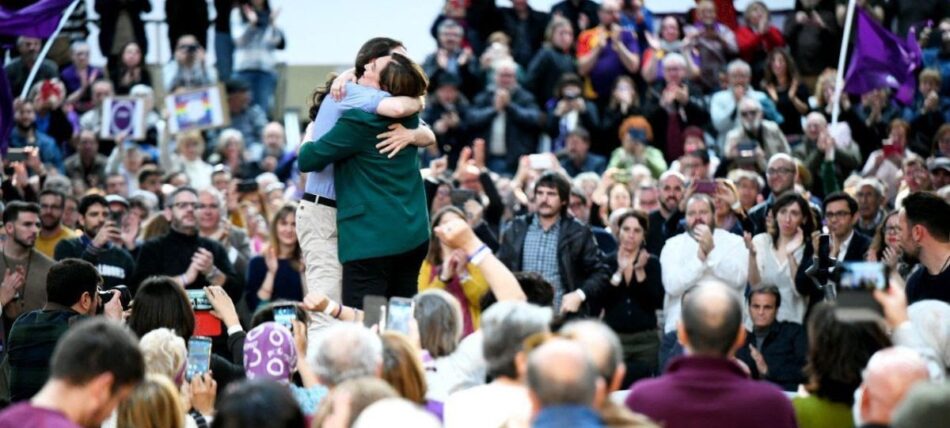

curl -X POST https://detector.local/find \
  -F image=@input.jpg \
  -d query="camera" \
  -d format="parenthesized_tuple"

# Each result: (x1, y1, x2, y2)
(97, 285, 132, 313)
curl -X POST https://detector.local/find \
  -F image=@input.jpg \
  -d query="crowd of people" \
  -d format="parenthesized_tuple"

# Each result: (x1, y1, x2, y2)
(1, 0, 949, 427)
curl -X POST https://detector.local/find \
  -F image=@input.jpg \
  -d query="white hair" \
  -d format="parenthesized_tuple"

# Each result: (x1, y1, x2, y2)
(139, 328, 187, 380)
(726, 59, 751, 76)
(663, 52, 687, 69)
(312, 323, 383, 387)
(353, 398, 440, 428)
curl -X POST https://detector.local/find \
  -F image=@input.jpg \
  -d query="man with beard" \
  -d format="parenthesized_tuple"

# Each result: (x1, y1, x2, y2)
(645, 171, 686, 255)
(4, 37, 59, 95)
(9, 99, 64, 172)
(497, 171, 610, 315)
(0, 202, 54, 338)
(34, 190, 76, 259)
(129, 187, 240, 301)
(747, 154, 798, 235)
(899, 192, 950, 304)
(724, 97, 790, 174)
(710, 60, 781, 150)
(53, 195, 136, 292)
(659, 194, 748, 368)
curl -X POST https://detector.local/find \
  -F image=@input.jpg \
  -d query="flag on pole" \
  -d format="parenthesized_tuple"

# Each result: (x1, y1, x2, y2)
(843, 6, 922, 105)
(0, 0, 77, 150)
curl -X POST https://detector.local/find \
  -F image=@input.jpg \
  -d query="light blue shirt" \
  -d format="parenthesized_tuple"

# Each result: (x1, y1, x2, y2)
(303, 82, 388, 199)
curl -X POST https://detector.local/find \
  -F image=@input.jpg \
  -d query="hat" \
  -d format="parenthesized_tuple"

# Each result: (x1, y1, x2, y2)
(243, 322, 296, 382)
(618, 116, 653, 143)
(105, 194, 129, 208)
(928, 157, 950, 173)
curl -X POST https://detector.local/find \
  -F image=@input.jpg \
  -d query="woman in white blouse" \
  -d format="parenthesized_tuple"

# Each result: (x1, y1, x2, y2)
(745, 193, 818, 325)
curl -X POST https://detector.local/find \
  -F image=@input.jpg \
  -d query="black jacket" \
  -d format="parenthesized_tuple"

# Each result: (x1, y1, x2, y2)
(95, 0, 151, 59)
(53, 236, 137, 293)
(130, 229, 243, 302)
(735, 321, 808, 392)
(644, 209, 684, 256)
(468, 87, 542, 173)
(497, 214, 610, 315)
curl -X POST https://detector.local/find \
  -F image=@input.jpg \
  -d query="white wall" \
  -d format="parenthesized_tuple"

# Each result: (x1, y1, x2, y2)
(85, 0, 795, 67)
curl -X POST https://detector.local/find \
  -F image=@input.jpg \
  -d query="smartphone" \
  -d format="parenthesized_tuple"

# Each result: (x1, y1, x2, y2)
(186, 337, 212, 381)
(835, 262, 888, 322)
(528, 154, 553, 170)
(882, 143, 902, 158)
(6, 148, 28, 163)
(186, 289, 212, 311)
(363, 295, 388, 329)
(817, 234, 833, 269)
(694, 180, 717, 195)
(450, 189, 477, 209)
(109, 210, 124, 226)
(386, 297, 414, 335)
(273, 303, 296, 331)
(737, 141, 757, 159)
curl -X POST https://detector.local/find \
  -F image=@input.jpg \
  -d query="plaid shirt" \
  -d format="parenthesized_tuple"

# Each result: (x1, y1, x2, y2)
(523, 215, 563, 307)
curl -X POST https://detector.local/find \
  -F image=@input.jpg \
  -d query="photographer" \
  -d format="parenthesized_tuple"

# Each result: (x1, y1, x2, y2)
(4, 259, 124, 402)
(54, 194, 136, 292)
(545, 74, 600, 152)
(163, 34, 218, 93)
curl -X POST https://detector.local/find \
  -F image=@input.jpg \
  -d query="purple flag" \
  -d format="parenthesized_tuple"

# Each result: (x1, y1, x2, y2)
(0, 0, 76, 38)
(0, 0, 76, 152)
(843, 6, 922, 105)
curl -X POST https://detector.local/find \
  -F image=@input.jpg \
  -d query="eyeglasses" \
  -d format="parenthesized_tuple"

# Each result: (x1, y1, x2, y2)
(766, 167, 794, 176)
(197, 203, 219, 210)
(740, 110, 760, 117)
(172, 202, 198, 210)
(825, 210, 853, 219)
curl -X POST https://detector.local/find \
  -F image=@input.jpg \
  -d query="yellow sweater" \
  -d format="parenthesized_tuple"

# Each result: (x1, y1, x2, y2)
(418, 260, 490, 330)
(35, 225, 78, 259)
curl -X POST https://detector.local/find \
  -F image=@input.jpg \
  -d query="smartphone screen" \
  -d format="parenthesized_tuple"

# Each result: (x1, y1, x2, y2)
(836, 262, 888, 322)
(387, 297, 414, 335)
(363, 295, 388, 329)
(6, 148, 28, 163)
(273, 304, 296, 331)
(186, 337, 212, 381)
(694, 180, 716, 195)
(186, 290, 212, 311)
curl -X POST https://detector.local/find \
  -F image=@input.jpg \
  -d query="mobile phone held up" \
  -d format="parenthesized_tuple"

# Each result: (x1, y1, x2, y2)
(386, 297, 414, 335)
(186, 337, 213, 381)
(363, 295, 388, 330)
(273, 303, 296, 331)
(835, 262, 888, 322)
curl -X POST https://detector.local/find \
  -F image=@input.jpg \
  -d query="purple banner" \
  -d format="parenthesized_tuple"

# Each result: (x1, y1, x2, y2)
(843, 6, 922, 104)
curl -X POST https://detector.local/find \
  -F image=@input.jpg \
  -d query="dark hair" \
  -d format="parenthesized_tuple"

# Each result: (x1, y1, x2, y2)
(684, 149, 710, 165)
(534, 171, 572, 215)
(78, 194, 110, 216)
(481, 272, 555, 311)
(426, 206, 467, 266)
(49, 318, 144, 393)
(168, 186, 198, 203)
(211, 379, 305, 428)
(554, 73, 584, 98)
(869, 211, 900, 260)
(39, 189, 66, 208)
(903, 192, 950, 242)
(761, 48, 800, 88)
(804, 303, 891, 404)
(379, 53, 429, 98)
(47, 259, 101, 307)
(566, 127, 591, 144)
(768, 193, 817, 249)
(308, 73, 338, 121)
(747, 286, 782, 308)
(2, 201, 40, 224)
(354, 37, 404, 79)
(681, 283, 742, 357)
(823, 191, 858, 216)
(138, 167, 163, 186)
(128, 276, 195, 341)
(616, 209, 650, 236)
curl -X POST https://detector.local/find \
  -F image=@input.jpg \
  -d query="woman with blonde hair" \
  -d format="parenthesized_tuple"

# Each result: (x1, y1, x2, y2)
(159, 130, 214, 189)
(116, 374, 186, 428)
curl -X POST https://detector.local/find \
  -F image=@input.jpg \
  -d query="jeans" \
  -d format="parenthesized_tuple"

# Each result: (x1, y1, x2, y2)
(342, 241, 429, 309)
(214, 31, 234, 80)
(235, 69, 277, 116)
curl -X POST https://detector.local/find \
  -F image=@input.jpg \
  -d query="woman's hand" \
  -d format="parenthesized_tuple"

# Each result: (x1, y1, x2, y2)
(264, 246, 279, 273)
(185, 372, 217, 416)
(785, 227, 805, 254)
(302, 291, 331, 312)
(204, 286, 240, 329)
(330, 69, 357, 101)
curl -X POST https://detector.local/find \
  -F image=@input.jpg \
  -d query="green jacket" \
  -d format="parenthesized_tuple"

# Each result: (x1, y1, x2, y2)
(298, 110, 429, 263)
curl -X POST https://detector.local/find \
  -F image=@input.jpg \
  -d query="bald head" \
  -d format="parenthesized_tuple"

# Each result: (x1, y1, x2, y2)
(860, 347, 930, 425)
(560, 320, 623, 389)
(527, 339, 600, 408)
(679, 281, 743, 357)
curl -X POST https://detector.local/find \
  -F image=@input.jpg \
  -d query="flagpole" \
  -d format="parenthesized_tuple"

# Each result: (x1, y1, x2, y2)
(831, 0, 858, 125)
(18, 0, 80, 100)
